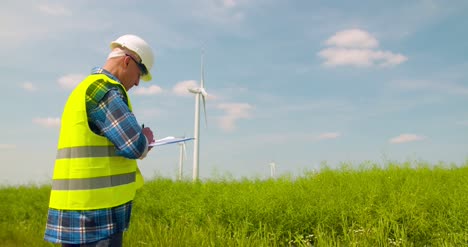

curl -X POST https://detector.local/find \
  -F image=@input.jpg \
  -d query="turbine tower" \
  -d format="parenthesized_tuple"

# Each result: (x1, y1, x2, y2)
(188, 51, 208, 181)
(177, 142, 187, 181)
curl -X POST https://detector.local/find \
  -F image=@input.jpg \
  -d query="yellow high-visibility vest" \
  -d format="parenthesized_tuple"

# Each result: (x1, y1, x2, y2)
(49, 74, 144, 210)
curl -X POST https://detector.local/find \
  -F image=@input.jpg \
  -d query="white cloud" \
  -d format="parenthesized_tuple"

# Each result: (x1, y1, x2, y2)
(317, 132, 341, 140)
(318, 29, 407, 67)
(133, 85, 163, 95)
(21, 82, 37, 92)
(38, 4, 72, 16)
(217, 103, 252, 131)
(325, 29, 379, 48)
(319, 48, 407, 67)
(58, 74, 85, 89)
(33, 117, 61, 128)
(173, 80, 199, 96)
(0, 144, 16, 149)
(389, 134, 426, 144)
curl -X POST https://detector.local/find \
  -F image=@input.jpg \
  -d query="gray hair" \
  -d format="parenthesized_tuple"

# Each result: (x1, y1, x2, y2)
(107, 47, 140, 60)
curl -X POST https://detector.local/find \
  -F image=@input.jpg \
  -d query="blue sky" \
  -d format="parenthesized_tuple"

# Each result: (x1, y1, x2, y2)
(1, 0, 467, 185)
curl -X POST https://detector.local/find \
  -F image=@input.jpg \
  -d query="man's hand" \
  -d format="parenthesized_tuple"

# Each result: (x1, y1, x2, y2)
(142, 127, 154, 150)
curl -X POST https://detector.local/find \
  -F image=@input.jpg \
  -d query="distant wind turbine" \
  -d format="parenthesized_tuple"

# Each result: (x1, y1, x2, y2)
(269, 162, 276, 178)
(188, 51, 208, 181)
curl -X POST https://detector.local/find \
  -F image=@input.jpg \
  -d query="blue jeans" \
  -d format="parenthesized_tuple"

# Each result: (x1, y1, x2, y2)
(61, 232, 123, 247)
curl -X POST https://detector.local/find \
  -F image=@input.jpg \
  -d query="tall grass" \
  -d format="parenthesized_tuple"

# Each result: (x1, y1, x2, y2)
(0, 185, 51, 247)
(1, 161, 467, 246)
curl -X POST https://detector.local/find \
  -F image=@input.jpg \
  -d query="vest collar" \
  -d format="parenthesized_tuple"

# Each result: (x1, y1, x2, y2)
(91, 67, 121, 83)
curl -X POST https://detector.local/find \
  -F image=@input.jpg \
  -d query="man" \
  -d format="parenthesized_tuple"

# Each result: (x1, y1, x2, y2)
(44, 34, 156, 246)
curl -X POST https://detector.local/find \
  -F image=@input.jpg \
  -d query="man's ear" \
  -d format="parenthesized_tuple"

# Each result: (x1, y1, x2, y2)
(122, 56, 131, 69)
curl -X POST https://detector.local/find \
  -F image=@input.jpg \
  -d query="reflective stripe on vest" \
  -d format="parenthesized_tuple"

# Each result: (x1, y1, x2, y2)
(56, 146, 117, 159)
(52, 172, 136, 190)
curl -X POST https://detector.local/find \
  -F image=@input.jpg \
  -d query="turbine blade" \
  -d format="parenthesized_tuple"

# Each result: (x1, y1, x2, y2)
(202, 95, 208, 126)
(201, 49, 205, 88)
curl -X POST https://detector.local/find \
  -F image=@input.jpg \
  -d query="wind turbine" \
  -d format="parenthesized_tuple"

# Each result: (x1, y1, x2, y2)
(177, 141, 187, 180)
(188, 51, 208, 181)
(269, 162, 276, 178)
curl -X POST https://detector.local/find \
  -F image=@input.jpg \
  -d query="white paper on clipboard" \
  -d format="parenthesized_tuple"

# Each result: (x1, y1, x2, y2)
(149, 136, 194, 147)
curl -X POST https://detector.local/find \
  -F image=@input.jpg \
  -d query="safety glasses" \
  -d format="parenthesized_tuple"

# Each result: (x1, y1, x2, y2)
(126, 54, 148, 76)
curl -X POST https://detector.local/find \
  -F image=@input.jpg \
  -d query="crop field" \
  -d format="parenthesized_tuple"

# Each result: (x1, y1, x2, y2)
(1, 161, 467, 246)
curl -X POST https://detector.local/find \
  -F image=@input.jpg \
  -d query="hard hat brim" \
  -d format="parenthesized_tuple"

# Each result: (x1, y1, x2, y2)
(141, 73, 152, 82)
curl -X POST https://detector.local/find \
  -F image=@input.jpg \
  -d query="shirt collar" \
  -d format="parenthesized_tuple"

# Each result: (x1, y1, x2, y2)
(91, 67, 121, 83)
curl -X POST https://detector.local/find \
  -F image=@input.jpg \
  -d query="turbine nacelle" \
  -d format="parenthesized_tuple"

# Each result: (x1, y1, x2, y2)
(188, 87, 208, 127)
(188, 87, 208, 97)
(188, 87, 201, 94)
(199, 88, 208, 98)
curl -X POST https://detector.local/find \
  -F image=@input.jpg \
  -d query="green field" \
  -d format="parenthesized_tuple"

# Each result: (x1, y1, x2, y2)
(1, 161, 467, 246)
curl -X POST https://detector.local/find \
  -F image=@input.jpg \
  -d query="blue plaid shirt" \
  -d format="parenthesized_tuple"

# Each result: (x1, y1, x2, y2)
(44, 202, 132, 244)
(44, 67, 146, 244)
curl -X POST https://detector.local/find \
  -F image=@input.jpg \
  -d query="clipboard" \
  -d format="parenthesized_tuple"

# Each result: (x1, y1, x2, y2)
(149, 136, 194, 147)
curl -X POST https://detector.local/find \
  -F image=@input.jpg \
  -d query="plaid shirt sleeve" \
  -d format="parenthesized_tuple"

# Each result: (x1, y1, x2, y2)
(87, 82, 147, 159)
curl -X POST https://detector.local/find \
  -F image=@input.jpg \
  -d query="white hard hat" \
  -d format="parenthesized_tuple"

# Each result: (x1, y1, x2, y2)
(110, 34, 154, 81)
